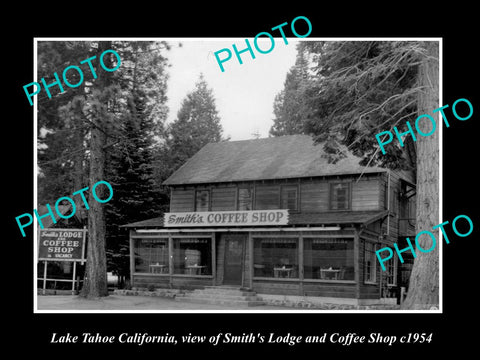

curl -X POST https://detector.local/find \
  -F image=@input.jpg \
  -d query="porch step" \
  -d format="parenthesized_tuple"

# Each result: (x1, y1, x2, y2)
(175, 286, 265, 307)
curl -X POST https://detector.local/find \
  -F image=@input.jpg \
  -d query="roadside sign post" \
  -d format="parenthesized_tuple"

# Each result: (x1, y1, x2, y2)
(38, 228, 87, 295)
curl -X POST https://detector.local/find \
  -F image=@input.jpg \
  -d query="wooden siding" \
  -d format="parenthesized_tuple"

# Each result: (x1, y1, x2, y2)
(300, 182, 329, 212)
(170, 189, 194, 212)
(132, 275, 213, 290)
(352, 178, 380, 211)
(211, 187, 236, 211)
(252, 280, 300, 296)
(254, 185, 280, 209)
(171, 277, 213, 289)
(252, 280, 357, 298)
(132, 275, 170, 289)
(302, 281, 356, 298)
(168, 173, 388, 214)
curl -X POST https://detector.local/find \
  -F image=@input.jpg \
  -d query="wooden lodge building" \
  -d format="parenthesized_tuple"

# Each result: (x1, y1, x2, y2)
(123, 135, 416, 305)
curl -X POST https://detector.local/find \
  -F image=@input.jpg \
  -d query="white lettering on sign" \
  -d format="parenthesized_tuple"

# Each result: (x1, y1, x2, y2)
(164, 210, 289, 227)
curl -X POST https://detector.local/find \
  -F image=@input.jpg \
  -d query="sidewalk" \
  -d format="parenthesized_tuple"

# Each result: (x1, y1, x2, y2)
(36, 295, 288, 311)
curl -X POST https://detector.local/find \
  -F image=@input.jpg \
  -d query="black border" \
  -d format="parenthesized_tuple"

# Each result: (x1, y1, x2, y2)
(7, 4, 479, 356)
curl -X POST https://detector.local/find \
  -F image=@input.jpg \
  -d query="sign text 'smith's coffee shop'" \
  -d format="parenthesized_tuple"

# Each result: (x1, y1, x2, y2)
(123, 135, 417, 305)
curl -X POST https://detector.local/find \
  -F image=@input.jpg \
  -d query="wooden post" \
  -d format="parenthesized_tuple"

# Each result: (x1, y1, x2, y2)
(211, 233, 216, 286)
(248, 232, 253, 290)
(129, 230, 135, 288)
(298, 233, 304, 296)
(240, 235, 245, 288)
(353, 228, 360, 299)
(72, 261, 77, 295)
(42, 260, 47, 295)
(168, 234, 173, 288)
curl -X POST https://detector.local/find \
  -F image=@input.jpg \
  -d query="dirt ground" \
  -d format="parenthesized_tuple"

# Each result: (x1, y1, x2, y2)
(36, 295, 289, 311)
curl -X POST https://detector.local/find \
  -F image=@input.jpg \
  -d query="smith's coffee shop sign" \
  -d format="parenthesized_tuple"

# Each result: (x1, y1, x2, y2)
(164, 210, 289, 227)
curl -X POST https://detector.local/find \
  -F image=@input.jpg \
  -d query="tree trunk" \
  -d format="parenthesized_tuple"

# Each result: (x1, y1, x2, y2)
(401, 41, 439, 309)
(72, 103, 87, 225)
(81, 125, 109, 297)
(80, 41, 112, 298)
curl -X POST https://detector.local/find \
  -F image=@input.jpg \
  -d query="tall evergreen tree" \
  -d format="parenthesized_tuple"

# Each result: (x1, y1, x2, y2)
(298, 41, 439, 309)
(270, 45, 311, 136)
(103, 42, 170, 285)
(36, 40, 170, 297)
(157, 74, 225, 181)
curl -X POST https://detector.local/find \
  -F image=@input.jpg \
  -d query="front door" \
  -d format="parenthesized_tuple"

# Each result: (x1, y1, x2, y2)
(223, 234, 245, 286)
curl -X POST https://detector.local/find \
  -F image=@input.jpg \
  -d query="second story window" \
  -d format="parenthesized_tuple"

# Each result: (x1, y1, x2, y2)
(254, 185, 280, 210)
(238, 187, 253, 210)
(330, 182, 350, 210)
(195, 190, 210, 211)
(281, 185, 298, 211)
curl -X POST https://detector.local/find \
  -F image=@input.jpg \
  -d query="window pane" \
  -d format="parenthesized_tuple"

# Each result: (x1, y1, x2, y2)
(364, 242, 376, 283)
(281, 186, 298, 211)
(385, 257, 396, 285)
(238, 187, 252, 210)
(134, 238, 169, 274)
(303, 238, 354, 280)
(330, 183, 350, 210)
(173, 238, 212, 275)
(195, 190, 209, 211)
(254, 185, 280, 210)
(253, 238, 298, 278)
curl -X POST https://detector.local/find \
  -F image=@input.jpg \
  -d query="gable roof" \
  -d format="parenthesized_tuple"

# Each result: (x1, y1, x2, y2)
(163, 135, 386, 186)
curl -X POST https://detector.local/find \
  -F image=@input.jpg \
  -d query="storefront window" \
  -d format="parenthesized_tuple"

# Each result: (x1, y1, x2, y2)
(173, 238, 212, 275)
(253, 238, 298, 278)
(303, 238, 354, 280)
(134, 238, 169, 274)
(364, 242, 377, 283)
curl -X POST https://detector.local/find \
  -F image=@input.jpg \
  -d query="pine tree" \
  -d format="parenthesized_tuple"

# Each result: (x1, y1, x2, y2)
(299, 41, 439, 309)
(104, 42, 170, 286)
(158, 74, 225, 179)
(269, 45, 311, 136)
(37, 40, 170, 297)
(37, 41, 92, 208)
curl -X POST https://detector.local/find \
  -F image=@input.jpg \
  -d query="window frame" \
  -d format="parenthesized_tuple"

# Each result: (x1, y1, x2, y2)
(252, 236, 300, 281)
(280, 184, 299, 212)
(195, 189, 210, 212)
(172, 236, 214, 277)
(385, 256, 397, 286)
(302, 236, 355, 282)
(237, 185, 253, 211)
(253, 184, 281, 210)
(364, 241, 377, 284)
(329, 182, 351, 211)
(132, 237, 170, 275)
(132, 235, 215, 278)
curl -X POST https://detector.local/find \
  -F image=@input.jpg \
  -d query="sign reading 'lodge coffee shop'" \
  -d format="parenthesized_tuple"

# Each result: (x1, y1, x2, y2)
(164, 210, 289, 227)
(38, 229, 86, 261)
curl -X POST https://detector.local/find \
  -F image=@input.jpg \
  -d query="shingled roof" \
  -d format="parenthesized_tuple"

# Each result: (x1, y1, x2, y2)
(163, 135, 386, 185)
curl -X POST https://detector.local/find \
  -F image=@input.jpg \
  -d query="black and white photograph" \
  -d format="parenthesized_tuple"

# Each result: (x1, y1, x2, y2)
(32, 38, 441, 313)
(7, 6, 478, 357)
